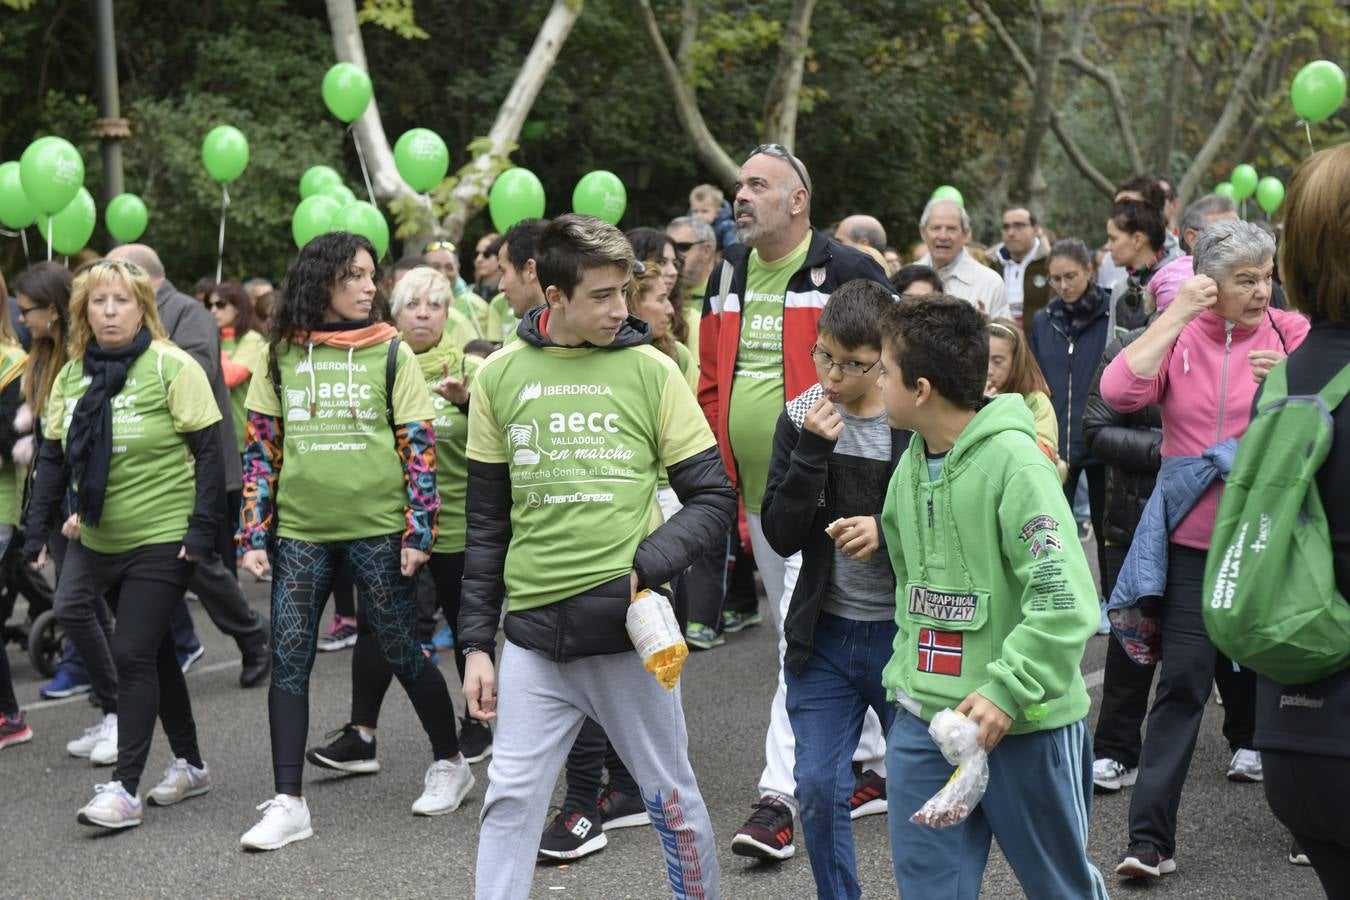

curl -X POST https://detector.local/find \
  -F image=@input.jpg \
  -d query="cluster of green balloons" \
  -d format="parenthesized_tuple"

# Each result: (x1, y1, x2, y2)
(572, 170, 626, 225)
(1291, 59, 1347, 125)
(0, 136, 97, 254)
(489, 167, 546, 232)
(1215, 163, 1286, 215)
(291, 169, 390, 259)
(930, 185, 964, 207)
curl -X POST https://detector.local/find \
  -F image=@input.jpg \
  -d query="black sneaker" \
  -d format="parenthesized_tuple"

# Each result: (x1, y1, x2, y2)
(1115, 841, 1176, 878)
(597, 785, 649, 830)
(1288, 839, 1311, 866)
(459, 713, 493, 764)
(848, 768, 887, 819)
(731, 796, 795, 860)
(538, 806, 607, 861)
(305, 724, 380, 774)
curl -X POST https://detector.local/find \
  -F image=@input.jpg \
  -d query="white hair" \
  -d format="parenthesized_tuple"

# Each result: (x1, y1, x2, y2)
(919, 199, 970, 234)
(389, 266, 453, 317)
(1193, 219, 1276, 282)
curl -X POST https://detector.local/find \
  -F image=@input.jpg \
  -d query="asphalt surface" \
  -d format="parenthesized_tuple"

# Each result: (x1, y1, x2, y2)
(2, 537, 1323, 899)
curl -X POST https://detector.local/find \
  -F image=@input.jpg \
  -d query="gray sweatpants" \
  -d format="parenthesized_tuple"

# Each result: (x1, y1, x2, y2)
(474, 640, 720, 900)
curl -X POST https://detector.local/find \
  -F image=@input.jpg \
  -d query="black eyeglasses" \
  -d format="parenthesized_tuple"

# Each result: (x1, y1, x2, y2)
(810, 343, 880, 378)
(750, 143, 810, 194)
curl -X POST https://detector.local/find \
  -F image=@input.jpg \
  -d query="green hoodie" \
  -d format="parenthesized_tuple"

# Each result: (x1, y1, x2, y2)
(881, 394, 1098, 735)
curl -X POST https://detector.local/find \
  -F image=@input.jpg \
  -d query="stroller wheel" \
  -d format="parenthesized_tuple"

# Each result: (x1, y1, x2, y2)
(28, 609, 63, 679)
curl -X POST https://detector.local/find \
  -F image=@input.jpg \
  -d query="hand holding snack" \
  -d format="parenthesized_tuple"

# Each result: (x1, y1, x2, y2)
(911, 709, 991, 829)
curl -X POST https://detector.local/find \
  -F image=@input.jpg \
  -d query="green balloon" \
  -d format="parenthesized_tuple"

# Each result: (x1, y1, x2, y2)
(1291, 59, 1348, 125)
(322, 62, 373, 124)
(322, 184, 357, 206)
(488, 167, 545, 233)
(299, 165, 343, 199)
(0, 161, 38, 228)
(19, 136, 85, 214)
(202, 125, 249, 183)
(106, 193, 149, 243)
(572, 170, 627, 225)
(1256, 176, 1285, 215)
(36, 186, 96, 255)
(331, 201, 389, 259)
(1213, 182, 1237, 200)
(930, 185, 964, 207)
(291, 195, 342, 249)
(394, 128, 450, 193)
(1230, 164, 1258, 201)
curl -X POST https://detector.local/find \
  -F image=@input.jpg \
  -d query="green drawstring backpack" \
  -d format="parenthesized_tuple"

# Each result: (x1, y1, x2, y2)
(1204, 360, 1350, 685)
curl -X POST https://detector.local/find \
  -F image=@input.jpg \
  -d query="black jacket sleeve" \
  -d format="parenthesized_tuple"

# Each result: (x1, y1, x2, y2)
(761, 410, 833, 557)
(632, 445, 737, 590)
(22, 436, 68, 560)
(1082, 335, 1162, 475)
(457, 459, 512, 658)
(182, 423, 225, 557)
(0, 379, 22, 459)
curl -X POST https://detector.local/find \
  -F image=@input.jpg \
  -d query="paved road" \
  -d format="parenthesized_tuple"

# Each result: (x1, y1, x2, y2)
(3, 563, 1320, 899)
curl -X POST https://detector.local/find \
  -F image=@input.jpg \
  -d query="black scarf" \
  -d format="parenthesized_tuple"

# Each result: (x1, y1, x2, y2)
(1049, 284, 1106, 342)
(65, 328, 153, 526)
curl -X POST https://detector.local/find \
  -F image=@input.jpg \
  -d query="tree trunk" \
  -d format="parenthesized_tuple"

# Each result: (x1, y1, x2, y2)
(634, 0, 738, 187)
(439, 0, 582, 242)
(761, 0, 817, 150)
(326, 0, 413, 202)
(1155, 6, 1192, 171)
(1009, 6, 1061, 216)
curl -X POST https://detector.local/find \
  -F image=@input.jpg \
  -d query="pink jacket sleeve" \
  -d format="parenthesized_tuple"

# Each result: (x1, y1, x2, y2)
(1100, 343, 1168, 413)
(1271, 309, 1311, 353)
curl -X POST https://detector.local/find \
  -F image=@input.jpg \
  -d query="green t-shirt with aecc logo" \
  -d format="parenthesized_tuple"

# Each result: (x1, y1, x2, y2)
(727, 233, 811, 513)
(44, 340, 222, 554)
(411, 332, 482, 554)
(467, 339, 716, 610)
(245, 339, 434, 543)
(222, 328, 267, 453)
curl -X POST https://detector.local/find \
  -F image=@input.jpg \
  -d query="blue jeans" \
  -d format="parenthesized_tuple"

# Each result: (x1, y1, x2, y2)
(887, 710, 1108, 900)
(785, 612, 897, 900)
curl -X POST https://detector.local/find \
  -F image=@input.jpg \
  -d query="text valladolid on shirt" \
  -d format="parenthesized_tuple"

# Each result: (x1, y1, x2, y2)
(44, 340, 220, 553)
(245, 339, 433, 542)
(728, 233, 811, 513)
(468, 340, 715, 609)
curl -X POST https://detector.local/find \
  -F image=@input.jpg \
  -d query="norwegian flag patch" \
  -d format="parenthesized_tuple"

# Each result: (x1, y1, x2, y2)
(917, 628, 963, 676)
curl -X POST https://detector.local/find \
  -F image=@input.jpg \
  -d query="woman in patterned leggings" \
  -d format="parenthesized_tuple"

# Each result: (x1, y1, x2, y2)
(236, 232, 471, 851)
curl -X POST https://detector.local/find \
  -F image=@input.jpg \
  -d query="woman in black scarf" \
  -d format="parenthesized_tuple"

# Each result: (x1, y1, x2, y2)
(24, 258, 225, 830)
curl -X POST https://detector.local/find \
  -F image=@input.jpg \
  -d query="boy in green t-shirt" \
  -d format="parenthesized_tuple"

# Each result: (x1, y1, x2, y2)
(876, 294, 1106, 899)
(458, 214, 736, 898)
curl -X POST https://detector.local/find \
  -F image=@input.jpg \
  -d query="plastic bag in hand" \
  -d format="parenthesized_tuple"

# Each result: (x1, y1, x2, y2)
(911, 709, 990, 829)
(626, 590, 688, 690)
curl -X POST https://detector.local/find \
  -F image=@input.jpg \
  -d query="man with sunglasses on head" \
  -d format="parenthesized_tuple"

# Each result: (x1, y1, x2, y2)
(698, 144, 894, 863)
(425, 240, 502, 341)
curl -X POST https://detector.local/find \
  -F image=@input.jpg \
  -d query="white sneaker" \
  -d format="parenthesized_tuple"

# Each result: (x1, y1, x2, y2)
(411, 758, 475, 816)
(147, 758, 212, 806)
(1227, 748, 1263, 783)
(90, 734, 118, 767)
(240, 794, 313, 851)
(77, 781, 143, 829)
(1092, 757, 1138, 793)
(66, 712, 117, 759)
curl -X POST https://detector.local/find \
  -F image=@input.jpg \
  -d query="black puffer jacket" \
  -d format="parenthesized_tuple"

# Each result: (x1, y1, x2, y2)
(456, 307, 737, 662)
(761, 385, 909, 675)
(1081, 327, 1161, 546)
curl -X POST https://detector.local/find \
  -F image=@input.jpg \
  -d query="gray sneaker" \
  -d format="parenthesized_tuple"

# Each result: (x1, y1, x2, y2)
(1227, 748, 1263, 782)
(147, 758, 212, 806)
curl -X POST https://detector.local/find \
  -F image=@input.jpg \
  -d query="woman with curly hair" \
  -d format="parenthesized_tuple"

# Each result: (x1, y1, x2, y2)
(236, 232, 469, 851)
(626, 226, 690, 347)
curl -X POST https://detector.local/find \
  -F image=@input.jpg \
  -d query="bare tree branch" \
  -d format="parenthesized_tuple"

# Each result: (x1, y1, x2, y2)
(677, 0, 698, 68)
(762, 0, 817, 149)
(633, 0, 738, 186)
(1155, 4, 1193, 170)
(1010, 4, 1063, 212)
(1061, 43, 1144, 174)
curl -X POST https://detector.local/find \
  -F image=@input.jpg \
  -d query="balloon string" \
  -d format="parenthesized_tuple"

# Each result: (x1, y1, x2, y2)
(20, 228, 29, 262)
(350, 124, 377, 206)
(217, 184, 230, 283)
(46, 215, 52, 262)
(1303, 120, 1315, 154)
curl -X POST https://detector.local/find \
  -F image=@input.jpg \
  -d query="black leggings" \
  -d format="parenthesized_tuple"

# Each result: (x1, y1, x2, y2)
(563, 717, 638, 811)
(267, 534, 457, 795)
(1064, 463, 1106, 585)
(351, 552, 467, 728)
(67, 541, 202, 794)
(1264, 749, 1350, 898)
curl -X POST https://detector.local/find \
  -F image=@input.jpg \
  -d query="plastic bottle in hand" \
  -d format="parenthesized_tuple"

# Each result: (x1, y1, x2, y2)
(626, 590, 689, 690)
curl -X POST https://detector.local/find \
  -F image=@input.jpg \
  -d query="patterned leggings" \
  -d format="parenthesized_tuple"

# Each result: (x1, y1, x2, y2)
(268, 534, 457, 795)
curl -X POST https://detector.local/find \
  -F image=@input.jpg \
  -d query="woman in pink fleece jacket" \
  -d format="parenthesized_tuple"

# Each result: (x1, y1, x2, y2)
(1101, 219, 1309, 881)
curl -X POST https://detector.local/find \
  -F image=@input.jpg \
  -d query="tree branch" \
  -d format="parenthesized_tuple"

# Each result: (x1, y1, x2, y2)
(1010, 5, 1063, 212)
(761, 0, 817, 149)
(676, 0, 697, 68)
(634, 0, 738, 186)
(1061, 45, 1143, 174)
(1155, 4, 1193, 170)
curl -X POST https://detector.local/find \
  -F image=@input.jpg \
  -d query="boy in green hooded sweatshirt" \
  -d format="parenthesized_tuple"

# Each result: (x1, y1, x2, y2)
(876, 294, 1107, 899)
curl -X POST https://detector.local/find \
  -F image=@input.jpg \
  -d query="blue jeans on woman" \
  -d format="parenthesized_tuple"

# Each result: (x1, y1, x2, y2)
(784, 612, 897, 900)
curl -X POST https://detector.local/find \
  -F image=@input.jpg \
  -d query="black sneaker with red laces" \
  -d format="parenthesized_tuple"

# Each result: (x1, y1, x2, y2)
(538, 806, 608, 861)
(731, 796, 796, 860)
(849, 768, 887, 819)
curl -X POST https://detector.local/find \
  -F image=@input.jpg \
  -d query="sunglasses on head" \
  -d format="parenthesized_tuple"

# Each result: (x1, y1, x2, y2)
(424, 241, 457, 254)
(750, 143, 810, 194)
